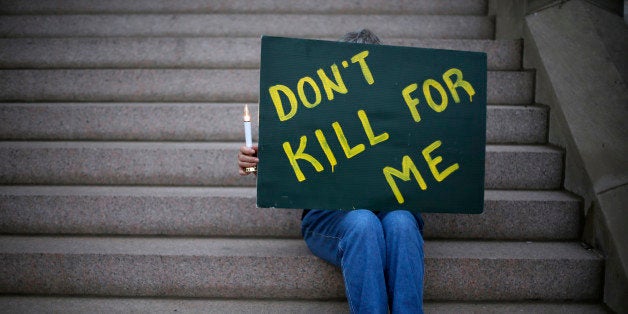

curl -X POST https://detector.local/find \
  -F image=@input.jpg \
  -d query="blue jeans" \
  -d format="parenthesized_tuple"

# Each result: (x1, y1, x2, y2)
(302, 209, 425, 314)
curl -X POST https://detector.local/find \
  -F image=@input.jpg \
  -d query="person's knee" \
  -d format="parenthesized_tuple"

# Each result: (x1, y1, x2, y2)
(344, 210, 382, 237)
(382, 210, 421, 235)
(341, 210, 386, 261)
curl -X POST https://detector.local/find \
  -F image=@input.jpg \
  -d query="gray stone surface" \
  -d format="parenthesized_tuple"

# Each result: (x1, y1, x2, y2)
(426, 301, 608, 313)
(0, 37, 262, 69)
(386, 38, 522, 71)
(0, 186, 301, 238)
(0, 14, 494, 39)
(0, 237, 603, 300)
(526, 0, 628, 195)
(0, 103, 261, 142)
(484, 145, 563, 189)
(0, 38, 521, 70)
(0, 103, 546, 144)
(0, 69, 258, 103)
(597, 184, 628, 313)
(0, 70, 533, 103)
(0, 141, 252, 186)
(486, 104, 547, 144)
(489, 0, 527, 40)
(0, 187, 581, 240)
(0, 0, 488, 15)
(0, 297, 350, 314)
(486, 70, 534, 104)
(424, 190, 581, 240)
(0, 142, 563, 189)
(0, 297, 610, 314)
(524, 1, 628, 311)
(0, 237, 345, 299)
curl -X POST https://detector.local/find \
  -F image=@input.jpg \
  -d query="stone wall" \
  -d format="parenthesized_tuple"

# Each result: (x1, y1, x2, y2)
(491, 0, 628, 312)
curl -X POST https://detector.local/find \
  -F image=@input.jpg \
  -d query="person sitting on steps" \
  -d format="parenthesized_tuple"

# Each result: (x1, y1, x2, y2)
(238, 29, 425, 314)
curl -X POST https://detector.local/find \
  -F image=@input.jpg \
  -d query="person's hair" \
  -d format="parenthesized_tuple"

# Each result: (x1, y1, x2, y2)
(341, 29, 382, 44)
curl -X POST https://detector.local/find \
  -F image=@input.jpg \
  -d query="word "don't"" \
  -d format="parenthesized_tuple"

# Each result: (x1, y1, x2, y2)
(268, 50, 374, 122)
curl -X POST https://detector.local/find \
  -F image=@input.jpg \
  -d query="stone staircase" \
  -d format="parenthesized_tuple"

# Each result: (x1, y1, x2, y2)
(0, 0, 608, 312)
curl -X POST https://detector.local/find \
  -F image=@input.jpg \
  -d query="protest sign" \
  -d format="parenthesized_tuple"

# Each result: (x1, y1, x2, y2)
(257, 36, 486, 214)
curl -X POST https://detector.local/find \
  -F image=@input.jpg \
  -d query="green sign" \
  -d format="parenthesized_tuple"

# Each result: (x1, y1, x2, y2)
(257, 36, 486, 214)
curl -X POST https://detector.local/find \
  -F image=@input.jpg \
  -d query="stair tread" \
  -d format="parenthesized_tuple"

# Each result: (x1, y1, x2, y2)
(0, 236, 601, 260)
(0, 140, 560, 150)
(0, 142, 564, 189)
(0, 69, 532, 103)
(0, 0, 488, 15)
(0, 186, 582, 240)
(0, 185, 577, 199)
(0, 296, 608, 313)
(0, 103, 547, 144)
(0, 37, 521, 70)
(0, 236, 603, 300)
(0, 14, 494, 39)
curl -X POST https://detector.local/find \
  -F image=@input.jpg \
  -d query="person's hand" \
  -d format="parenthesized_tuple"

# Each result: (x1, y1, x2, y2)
(238, 145, 259, 176)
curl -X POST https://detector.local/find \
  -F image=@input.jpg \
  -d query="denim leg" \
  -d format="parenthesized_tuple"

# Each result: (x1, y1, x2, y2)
(302, 209, 388, 314)
(377, 210, 425, 314)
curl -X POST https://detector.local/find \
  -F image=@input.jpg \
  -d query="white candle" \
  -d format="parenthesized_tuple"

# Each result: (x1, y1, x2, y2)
(243, 104, 253, 148)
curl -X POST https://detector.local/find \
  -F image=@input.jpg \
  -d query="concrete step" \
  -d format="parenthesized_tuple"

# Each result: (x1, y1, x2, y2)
(0, 296, 609, 314)
(0, 103, 547, 144)
(0, 70, 533, 104)
(0, 38, 521, 71)
(0, 236, 603, 300)
(0, 0, 488, 15)
(0, 14, 494, 39)
(0, 142, 562, 189)
(0, 186, 581, 240)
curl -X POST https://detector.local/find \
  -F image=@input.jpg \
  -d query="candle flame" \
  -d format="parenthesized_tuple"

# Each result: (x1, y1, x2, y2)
(243, 104, 251, 122)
